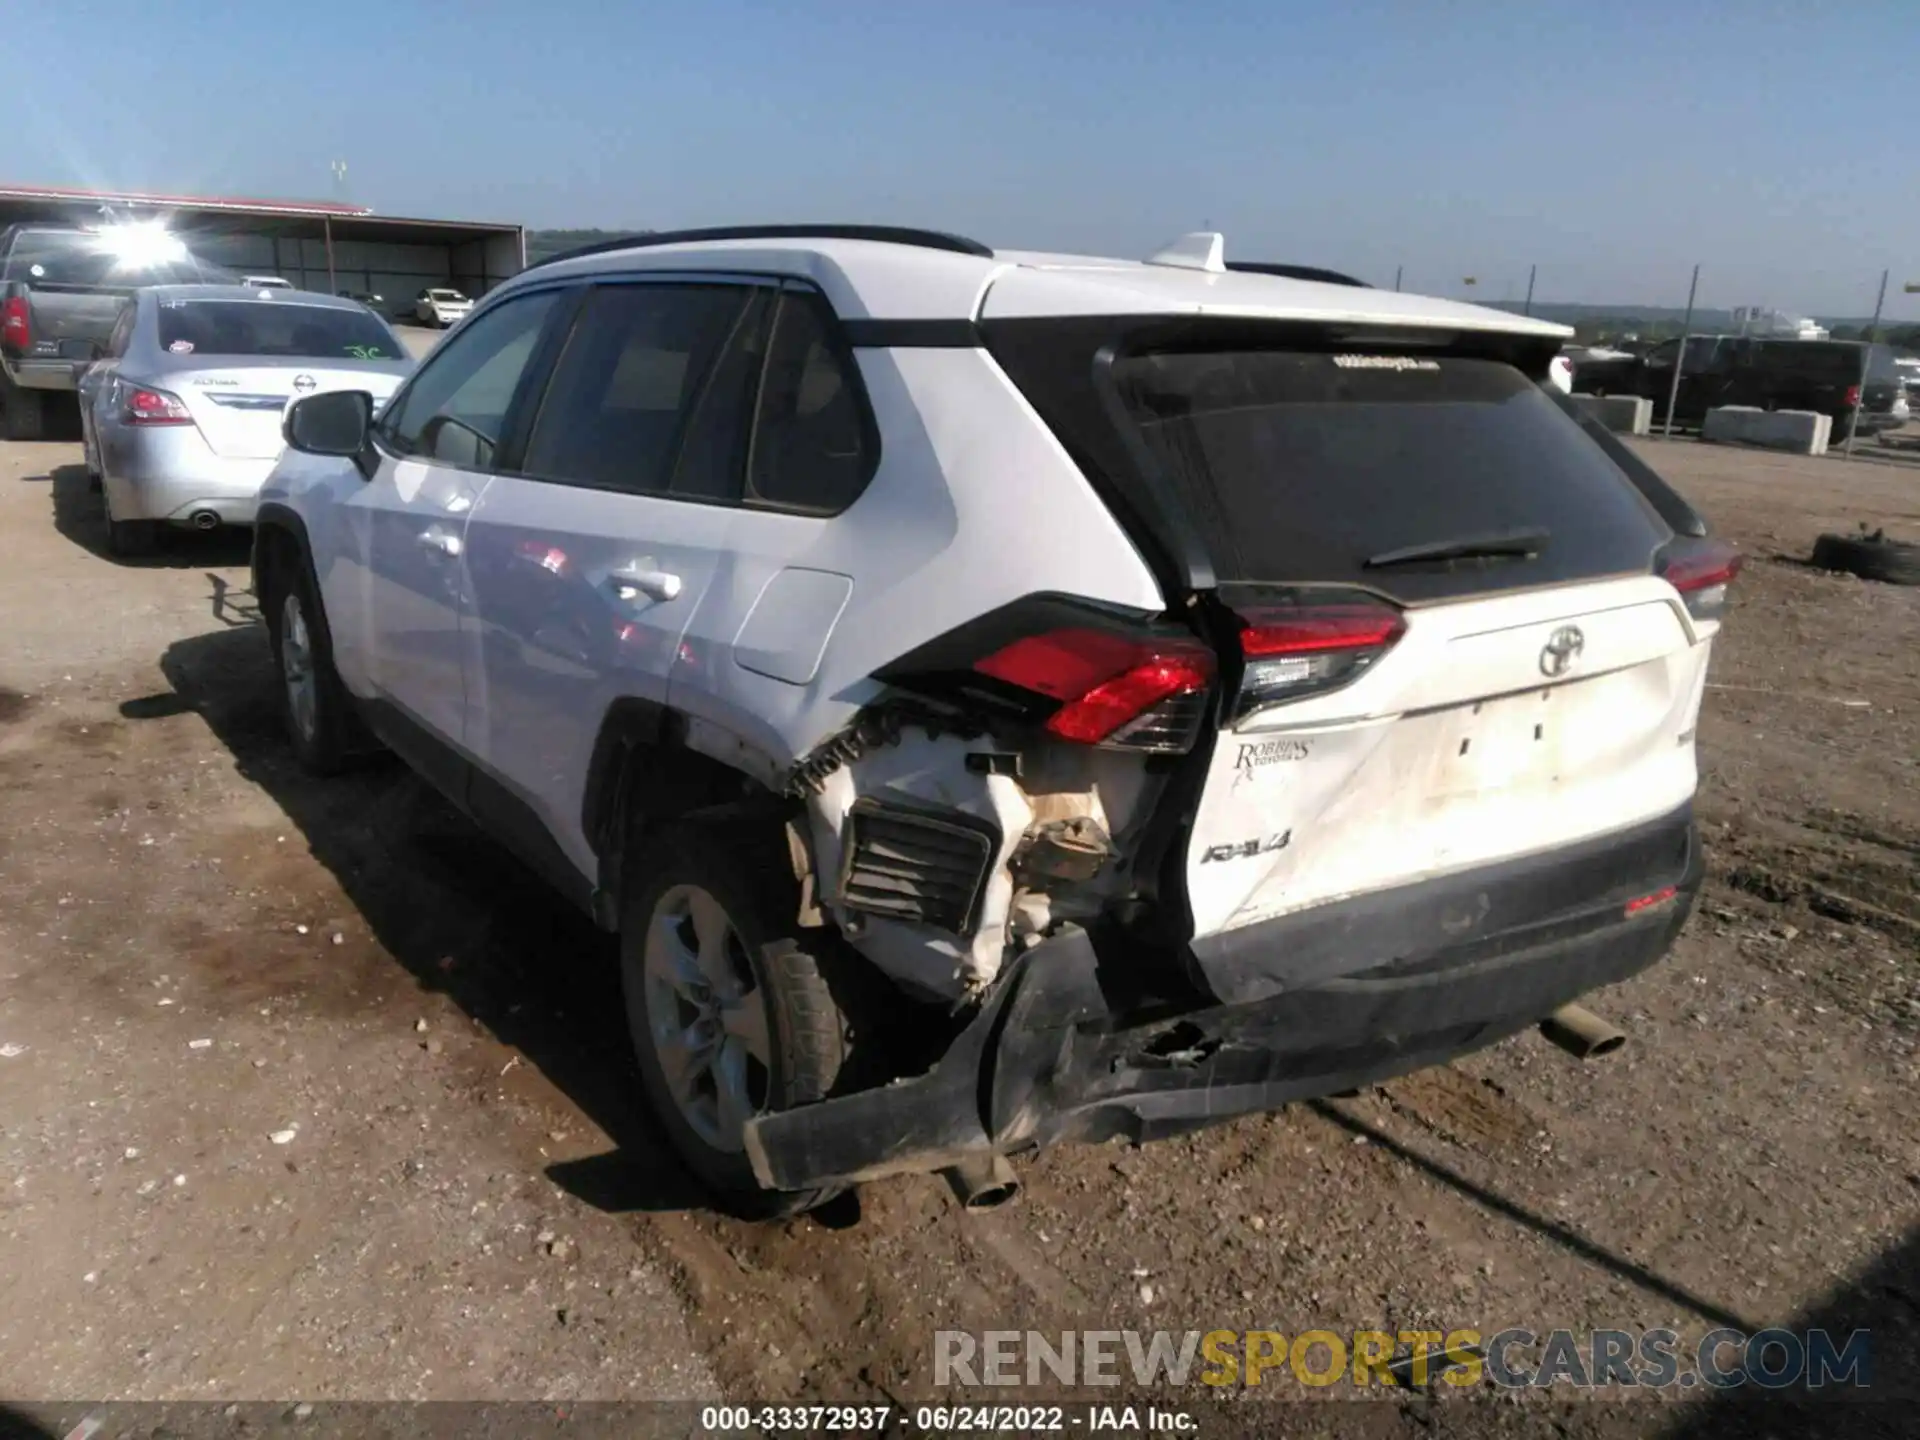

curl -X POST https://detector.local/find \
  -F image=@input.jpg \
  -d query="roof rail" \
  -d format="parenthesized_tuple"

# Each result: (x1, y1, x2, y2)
(527, 223, 994, 272)
(1224, 261, 1371, 288)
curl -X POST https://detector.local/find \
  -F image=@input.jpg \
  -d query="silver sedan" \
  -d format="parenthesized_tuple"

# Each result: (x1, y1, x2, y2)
(77, 285, 415, 556)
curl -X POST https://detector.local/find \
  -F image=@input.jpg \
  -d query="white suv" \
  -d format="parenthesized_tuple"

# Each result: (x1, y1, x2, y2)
(254, 224, 1737, 1217)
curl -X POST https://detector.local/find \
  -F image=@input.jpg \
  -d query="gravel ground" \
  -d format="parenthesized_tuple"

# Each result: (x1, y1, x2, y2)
(0, 427, 1914, 1435)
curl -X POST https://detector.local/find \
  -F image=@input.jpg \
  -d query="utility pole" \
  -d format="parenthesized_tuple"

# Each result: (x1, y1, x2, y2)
(1392, 264, 1403, 292)
(1843, 268, 1888, 460)
(1522, 263, 1537, 317)
(330, 160, 349, 202)
(1663, 264, 1700, 440)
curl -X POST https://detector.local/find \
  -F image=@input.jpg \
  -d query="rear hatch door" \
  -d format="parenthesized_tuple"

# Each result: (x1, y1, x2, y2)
(1099, 344, 1710, 992)
(22, 287, 128, 357)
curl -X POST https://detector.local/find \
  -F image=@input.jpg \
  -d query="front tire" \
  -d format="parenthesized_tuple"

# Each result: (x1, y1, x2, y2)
(270, 570, 356, 774)
(623, 818, 850, 1219)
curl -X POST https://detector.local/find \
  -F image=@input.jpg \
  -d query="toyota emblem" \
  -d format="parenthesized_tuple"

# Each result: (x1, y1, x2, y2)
(292, 374, 317, 393)
(1540, 625, 1586, 678)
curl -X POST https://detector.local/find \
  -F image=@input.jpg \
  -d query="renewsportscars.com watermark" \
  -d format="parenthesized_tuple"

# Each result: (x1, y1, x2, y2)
(935, 1327, 1873, 1392)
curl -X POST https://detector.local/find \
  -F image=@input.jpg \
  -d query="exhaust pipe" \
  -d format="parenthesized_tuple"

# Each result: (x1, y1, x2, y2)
(943, 1154, 1020, 1211)
(1540, 1003, 1626, 1059)
(189, 510, 219, 531)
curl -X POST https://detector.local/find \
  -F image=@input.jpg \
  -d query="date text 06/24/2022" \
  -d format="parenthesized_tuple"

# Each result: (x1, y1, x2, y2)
(698, 1405, 1198, 1434)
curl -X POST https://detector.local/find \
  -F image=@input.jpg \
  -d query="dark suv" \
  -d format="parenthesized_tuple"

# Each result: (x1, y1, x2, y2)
(0, 224, 235, 439)
(1573, 336, 1910, 438)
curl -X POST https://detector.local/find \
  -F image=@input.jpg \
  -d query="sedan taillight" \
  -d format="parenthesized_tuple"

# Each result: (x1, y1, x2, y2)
(121, 383, 194, 426)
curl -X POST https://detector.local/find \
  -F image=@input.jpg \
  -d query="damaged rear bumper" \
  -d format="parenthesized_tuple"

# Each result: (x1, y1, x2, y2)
(744, 804, 1702, 1192)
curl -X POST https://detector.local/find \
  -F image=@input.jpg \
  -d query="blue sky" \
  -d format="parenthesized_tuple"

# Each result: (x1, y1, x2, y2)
(7, 0, 1919, 316)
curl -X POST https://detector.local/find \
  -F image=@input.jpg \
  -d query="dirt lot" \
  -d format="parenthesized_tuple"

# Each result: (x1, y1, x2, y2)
(0, 430, 1915, 1434)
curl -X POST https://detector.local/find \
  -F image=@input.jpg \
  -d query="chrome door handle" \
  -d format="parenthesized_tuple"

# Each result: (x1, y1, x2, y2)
(609, 568, 682, 602)
(417, 529, 462, 557)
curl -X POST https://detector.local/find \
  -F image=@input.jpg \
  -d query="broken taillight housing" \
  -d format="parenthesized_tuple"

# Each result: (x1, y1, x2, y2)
(973, 626, 1216, 752)
(1232, 594, 1406, 721)
(1657, 537, 1742, 623)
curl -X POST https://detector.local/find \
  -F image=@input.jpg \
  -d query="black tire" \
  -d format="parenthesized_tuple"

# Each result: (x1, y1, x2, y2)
(104, 503, 161, 558)
(622, 817, 851, 1219)
(1, 373, 45, 441)
(266, 563, 357, 773)
(1811, 531, 1920, 586)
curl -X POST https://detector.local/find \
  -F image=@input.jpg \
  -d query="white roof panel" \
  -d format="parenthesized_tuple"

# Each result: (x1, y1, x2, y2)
(522, 234, 1572, 340)
(979, 259, 1573, 338)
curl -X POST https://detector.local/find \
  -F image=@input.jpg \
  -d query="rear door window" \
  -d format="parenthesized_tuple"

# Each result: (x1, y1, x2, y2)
(519, 282, 763, 499)
(1753, 342, 1862, 380)
(1111, 349, 1668, 601)
(155, 301, 407, 360)
(745, 291, 876, 514)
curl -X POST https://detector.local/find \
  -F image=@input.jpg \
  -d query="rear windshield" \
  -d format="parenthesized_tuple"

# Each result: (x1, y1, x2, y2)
(1750, 342, 1865, 378)
(3, 229, 236, 288)
(1112, 350, 1668, 598)
(156, 300, 407, 361)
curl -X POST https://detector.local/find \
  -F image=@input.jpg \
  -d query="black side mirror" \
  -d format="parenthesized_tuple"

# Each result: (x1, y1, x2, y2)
(284, 390, 375, 477)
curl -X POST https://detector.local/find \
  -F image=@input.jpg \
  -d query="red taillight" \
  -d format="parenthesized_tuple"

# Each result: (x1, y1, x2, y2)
(1240, 604, 1405, 657)
(974, 627, 1215, 751)
(1658, 538, 1741, 623)
(1232, 596, 1405, 719)
(515, 539, 570, 576)
(2, 296, 29, 349)
(122, 385, 194, 426)
(1844, 384, 1861, 409)
(1624, 885, 1678, 916)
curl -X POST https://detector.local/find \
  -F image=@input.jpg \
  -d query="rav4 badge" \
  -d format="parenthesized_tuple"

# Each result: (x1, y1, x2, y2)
(1201, 830, 1292, 863)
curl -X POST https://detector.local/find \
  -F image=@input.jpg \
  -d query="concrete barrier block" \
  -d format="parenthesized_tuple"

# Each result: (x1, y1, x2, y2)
(1701, 406, 1831, 456)
(1569, 394, 1653, 436)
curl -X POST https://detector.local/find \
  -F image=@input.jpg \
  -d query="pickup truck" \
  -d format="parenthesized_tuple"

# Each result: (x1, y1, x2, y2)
(1572, 334, 1911, 437)
(0, 224, 237, 439)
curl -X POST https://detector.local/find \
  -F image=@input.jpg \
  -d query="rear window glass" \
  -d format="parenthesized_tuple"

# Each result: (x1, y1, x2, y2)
(1750, 343, 1861, 376)
(3, 229, 236, 287)
(156, 301, 408, 360)
(1112, 351, 1667, 598)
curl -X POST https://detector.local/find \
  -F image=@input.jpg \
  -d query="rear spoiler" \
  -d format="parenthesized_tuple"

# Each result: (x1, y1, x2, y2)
(1223, 262, 1371, 288)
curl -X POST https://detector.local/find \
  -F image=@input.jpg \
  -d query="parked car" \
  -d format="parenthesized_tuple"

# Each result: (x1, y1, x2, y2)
(254, 224, 1733, 1217)
(0, 223, 237, 439)
(1572, 334, 1910, 435)
(338, 289, 387, 314)
(413, 287, 473, 328)
(77, 286, 413, 556)
(242, 275, 293, 290)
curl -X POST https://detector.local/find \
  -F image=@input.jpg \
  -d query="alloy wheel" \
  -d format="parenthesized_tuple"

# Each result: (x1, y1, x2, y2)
(641, 883, 772, 1151)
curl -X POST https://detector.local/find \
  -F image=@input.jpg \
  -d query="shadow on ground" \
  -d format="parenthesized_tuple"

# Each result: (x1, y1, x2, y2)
(1651, 1220, 1918, 1437)
(39, 461, 253, 570)
(130, 619, 713, 1215)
